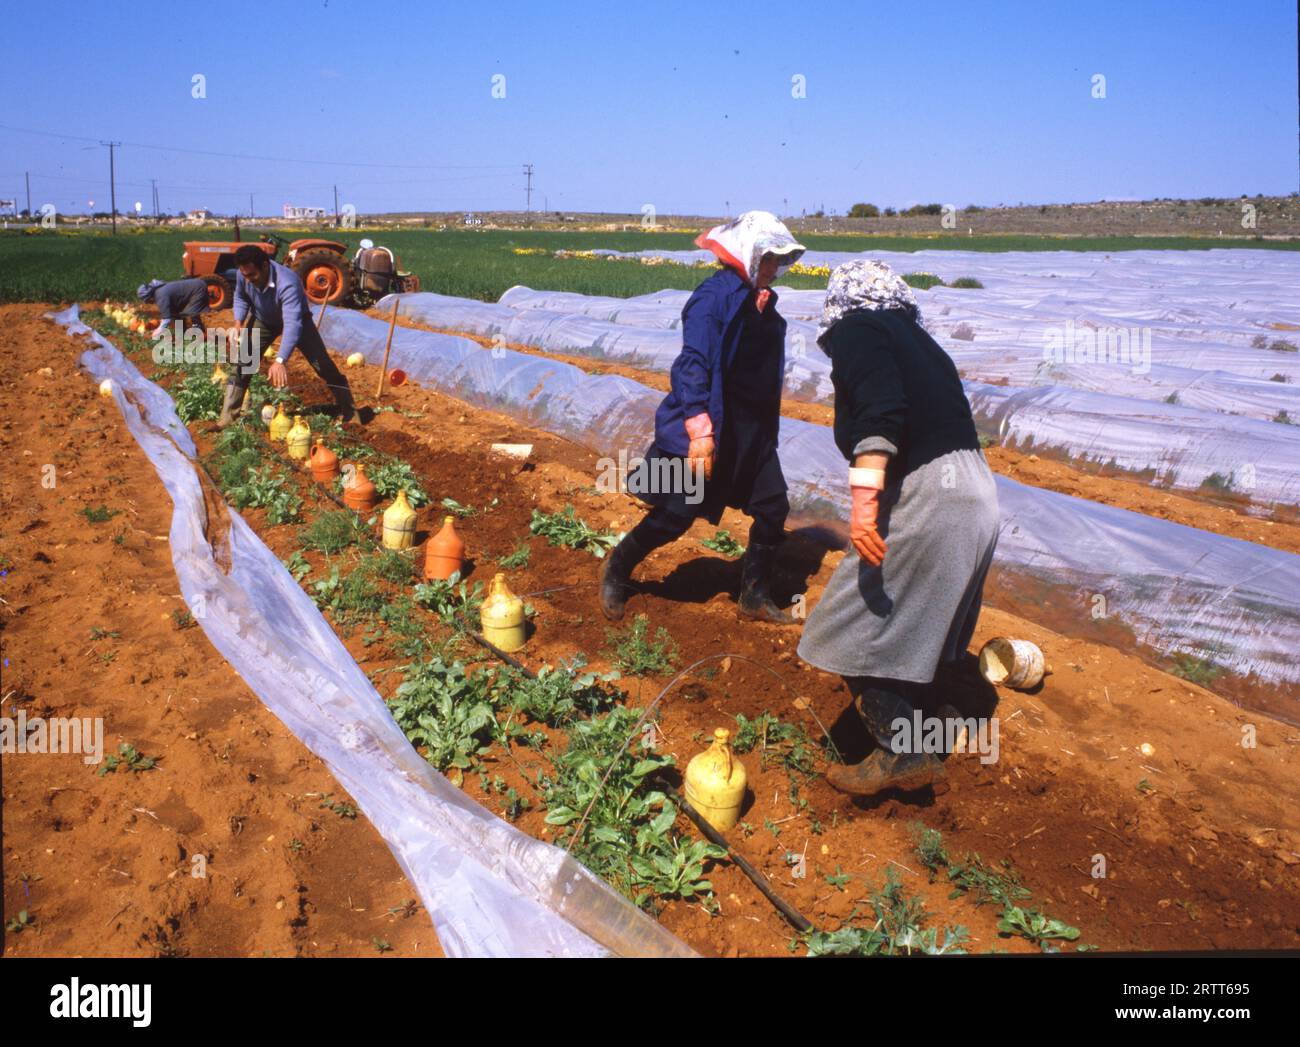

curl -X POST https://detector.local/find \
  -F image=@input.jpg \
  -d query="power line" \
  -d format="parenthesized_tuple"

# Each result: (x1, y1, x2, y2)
(0, 122, 518, 171)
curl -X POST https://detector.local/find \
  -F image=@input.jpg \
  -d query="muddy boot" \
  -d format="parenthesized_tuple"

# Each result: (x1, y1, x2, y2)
(217, 379, 245, 429)
(599, 533, 649, 621)
(826, 749, 945, 797)
(827, 676, 946, 796)
(737, 541, 795, 624)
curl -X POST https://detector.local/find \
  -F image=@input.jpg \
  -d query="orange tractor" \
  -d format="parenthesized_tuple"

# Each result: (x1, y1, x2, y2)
(182, 231, 420, 310)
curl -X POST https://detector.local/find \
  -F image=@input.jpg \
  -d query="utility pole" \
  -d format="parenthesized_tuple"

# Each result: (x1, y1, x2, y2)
(333, 185, 339, 228)
(151, 178, 159, 220)
(25, 171, 31, 217)
(249, 193, 254, 219)
(523, 163, 533, 223)
(101, 141, 121, 233)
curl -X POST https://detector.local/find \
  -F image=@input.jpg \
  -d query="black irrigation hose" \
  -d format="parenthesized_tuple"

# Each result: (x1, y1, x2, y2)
(559, 653, 819, 936)
(667, 786, 814, 934)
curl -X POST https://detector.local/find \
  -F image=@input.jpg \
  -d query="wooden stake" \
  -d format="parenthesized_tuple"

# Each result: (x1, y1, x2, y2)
(317, 296, 328, 329)
(375, 297, 399, 401)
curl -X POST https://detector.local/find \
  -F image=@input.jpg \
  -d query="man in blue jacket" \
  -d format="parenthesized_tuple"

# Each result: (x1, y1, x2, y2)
(138, 277, 209, 333)
(218, 244, 356, 426)
(599, 211, 805, 625)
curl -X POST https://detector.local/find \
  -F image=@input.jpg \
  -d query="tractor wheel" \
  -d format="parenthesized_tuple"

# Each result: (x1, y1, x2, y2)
(293, 249, 353, 306)
(204, 274, 234, 311)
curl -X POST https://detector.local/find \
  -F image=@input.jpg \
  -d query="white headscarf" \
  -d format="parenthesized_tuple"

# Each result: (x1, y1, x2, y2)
(695, 210, 806, 284)
(817, 259, 920, 349)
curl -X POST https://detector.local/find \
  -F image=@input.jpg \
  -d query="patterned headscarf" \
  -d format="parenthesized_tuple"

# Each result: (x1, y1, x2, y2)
(696, 210, 806, 285)
(137, 278, 165, 302)
(816, 259, 920, 349)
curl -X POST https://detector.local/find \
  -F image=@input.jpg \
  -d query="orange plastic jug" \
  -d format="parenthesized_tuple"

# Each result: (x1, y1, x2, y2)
(309, 442, 340, 483)
(423, 516, 466, 580)
(343, 464, 378, 514)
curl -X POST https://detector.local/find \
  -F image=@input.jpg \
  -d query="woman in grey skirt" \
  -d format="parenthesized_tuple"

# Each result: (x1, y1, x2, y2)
(797, 260, 1000, 797)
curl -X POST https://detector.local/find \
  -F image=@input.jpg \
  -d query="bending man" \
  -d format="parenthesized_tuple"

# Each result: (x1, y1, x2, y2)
(219, 244, 356, 427)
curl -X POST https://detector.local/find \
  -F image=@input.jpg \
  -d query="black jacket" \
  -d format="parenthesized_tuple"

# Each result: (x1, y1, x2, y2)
(826, 308, 981, 477)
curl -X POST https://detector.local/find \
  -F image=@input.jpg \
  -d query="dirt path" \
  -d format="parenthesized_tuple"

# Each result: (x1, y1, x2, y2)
(0, 304, 439, 958)
(374, 312, 1300, 555)
(9, 301, 1298, 958)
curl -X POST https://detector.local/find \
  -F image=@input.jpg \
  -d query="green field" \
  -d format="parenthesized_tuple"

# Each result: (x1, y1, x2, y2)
(2, 227, 1297, 305)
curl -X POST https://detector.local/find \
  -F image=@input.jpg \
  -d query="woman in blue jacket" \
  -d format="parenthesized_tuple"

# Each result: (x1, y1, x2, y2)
(600, 212, 806, 624)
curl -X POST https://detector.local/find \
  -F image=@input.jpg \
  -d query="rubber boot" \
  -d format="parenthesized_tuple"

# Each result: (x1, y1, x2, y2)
(825, 749, 945, 796)
(737, 541, 795, 624)
(598, 533, 650, 621)
(826, 680, 945, 797)
(217, 379, 245, 429)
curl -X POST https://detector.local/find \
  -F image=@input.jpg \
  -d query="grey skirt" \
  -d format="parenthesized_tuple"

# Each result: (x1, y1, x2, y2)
(797, 448, 1000, 682)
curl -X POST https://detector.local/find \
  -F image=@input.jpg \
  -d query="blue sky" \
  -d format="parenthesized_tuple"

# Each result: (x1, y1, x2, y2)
(1, 0, 1296, 217)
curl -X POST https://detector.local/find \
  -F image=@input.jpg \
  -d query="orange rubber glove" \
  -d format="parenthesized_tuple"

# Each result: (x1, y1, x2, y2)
(685, 412, 715, 481)
(849, 467, 888, 566)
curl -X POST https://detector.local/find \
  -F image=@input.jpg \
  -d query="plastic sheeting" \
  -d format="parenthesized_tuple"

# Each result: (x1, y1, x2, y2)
(319, 309, 1300, 719)
(384, 292, 834, 403)
(401, 260, 1300, 507)
(53, 306, 695, 959)
(967, 382, 1300, 505)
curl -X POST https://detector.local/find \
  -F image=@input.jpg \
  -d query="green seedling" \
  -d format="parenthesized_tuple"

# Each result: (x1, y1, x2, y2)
(387, 657, 499, 772)
(605, 614, 678, 676)
(318, 793, 357, 819)
(281, 551, 311, 582)
(441, 497, 476, 517)
(228, 465, 302, 524)
(731, 712, 818, 778)
(529, 505, 619, 558)
(367, 461, 429, 507)
(5, 910, 35, 934)
(174, 371, 224, 422)
(499, 655, 620, 726)
(825, 866, 852, 891)
(300, 510, 372, 555)
(700, 529, 746, 558)
(413, 573, 484, 628)
(497, 540, 532, 569)
(98, 743, 157, 776)
(998, 905, 1082, 948)
(80, 505, 120, 524)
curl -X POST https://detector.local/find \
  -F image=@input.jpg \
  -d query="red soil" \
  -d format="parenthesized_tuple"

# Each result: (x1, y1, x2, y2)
(5, 301, 1297, 957)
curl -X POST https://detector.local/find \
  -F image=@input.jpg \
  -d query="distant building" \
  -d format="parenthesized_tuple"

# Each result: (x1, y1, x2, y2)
(283, 204, 329, 221)
(186, 209, 212, 222)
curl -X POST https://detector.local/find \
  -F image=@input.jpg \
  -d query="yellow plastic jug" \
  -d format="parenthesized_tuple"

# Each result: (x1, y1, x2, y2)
(286, 415, 311, 460)
(684, 728, 747, 833)
(269, 404, 292, 442)
(480, 573, 526, 652)
(382, 489, 417, 549)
